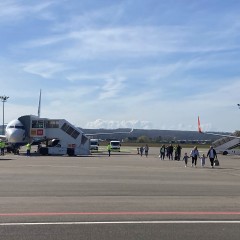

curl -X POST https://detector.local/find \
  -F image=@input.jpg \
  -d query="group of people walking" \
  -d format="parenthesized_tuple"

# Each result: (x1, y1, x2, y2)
(158, 144, 218, 168)
(138, 144, 149, 157)
(183, 146, 218, 168)
(159, 144, 182, 160)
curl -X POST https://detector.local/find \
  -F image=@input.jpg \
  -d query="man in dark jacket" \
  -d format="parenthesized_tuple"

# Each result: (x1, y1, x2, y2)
(207, 146, 217, 168)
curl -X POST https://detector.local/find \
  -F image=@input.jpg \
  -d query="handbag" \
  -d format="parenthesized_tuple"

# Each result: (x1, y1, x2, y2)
(214, 159, 219, 166)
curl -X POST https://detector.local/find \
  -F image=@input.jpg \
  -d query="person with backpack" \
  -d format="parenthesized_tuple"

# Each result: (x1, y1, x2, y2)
(159, 145, 165, 160)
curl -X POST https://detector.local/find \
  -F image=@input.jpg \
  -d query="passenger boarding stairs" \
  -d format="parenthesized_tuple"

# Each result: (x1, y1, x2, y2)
(44, 119, 90, 155)
(18, 115, 90, 156)
(212, 136, 240, 155)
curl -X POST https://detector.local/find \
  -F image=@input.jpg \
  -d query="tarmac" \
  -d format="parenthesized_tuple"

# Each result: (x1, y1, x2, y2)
(0, 146, 239, 240)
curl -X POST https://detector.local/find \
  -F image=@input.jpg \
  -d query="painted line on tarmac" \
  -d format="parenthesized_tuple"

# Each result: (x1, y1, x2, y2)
(0, 221, 240, 226)
(0, 211, 240, 217)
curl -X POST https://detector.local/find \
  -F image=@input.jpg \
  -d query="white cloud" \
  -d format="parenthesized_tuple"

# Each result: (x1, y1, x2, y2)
(22, 60, 68, 78)
(20, 25, 239, 60)
(0, 1, 55, 23)
(99, 77, 126, 100)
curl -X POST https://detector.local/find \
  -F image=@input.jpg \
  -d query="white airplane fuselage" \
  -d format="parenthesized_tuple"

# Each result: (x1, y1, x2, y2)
(5, 119, 27, 147)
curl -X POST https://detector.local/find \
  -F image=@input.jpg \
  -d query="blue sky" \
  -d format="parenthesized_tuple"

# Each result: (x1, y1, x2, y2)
(1, 0, 240, 132)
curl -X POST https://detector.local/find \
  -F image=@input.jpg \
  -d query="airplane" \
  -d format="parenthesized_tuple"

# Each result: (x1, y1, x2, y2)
(198, 116, 240, 139)
(0, 91, 133, 155)
(0, 89, 43, 152)
(198, 116, 240, 155)
(198, 104, 240, 138)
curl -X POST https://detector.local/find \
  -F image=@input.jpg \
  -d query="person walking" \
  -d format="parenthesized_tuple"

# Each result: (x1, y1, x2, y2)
(176, 144, 182, 161)
(190, 146, 200, 167)
(207, 146, 217, 168)
(174, 145, 178, 160)
(140, 146, 144, 156)
(201, 154, 206, 167)
(159, 145, 165, 160)
(107, 142, 111, 157)
(166, 145, 170, 158)
(183, 152, 190, 167)
(144, 144, 149, 157)
(168, 144, 174, 160)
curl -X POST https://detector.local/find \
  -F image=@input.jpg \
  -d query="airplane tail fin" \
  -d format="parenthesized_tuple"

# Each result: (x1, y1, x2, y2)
(198, 116, 202, 133)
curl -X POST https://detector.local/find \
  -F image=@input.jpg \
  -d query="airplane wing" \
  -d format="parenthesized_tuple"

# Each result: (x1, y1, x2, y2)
(85, 128, 133, 136)
(198, 116, 240, 139)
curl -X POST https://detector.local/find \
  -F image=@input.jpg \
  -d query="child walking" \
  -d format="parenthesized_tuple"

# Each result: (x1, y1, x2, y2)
(201, 154, 206, 167)
(183, 152, 190, 167)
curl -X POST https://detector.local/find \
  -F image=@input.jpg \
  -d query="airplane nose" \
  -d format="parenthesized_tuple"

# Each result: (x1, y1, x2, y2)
(6, 129, 25, 143)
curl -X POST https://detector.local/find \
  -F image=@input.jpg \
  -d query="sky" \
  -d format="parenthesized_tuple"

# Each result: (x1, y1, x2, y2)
(1, 0, 240, 132)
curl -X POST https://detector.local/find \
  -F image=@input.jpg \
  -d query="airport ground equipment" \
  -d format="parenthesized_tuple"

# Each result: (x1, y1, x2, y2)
(90, 139, 99, 151)
(18, 115, 90, 156)
(212, 136, 240, 155)
(110, 140, 121, 152)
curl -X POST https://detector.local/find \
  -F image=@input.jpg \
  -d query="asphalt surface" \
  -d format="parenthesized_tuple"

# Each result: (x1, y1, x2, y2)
(0, 146, 239, 239)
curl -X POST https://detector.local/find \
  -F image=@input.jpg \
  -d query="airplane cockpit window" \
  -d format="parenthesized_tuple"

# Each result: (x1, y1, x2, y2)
(15, 126, 25, 129)
(8, 125, 25, 129)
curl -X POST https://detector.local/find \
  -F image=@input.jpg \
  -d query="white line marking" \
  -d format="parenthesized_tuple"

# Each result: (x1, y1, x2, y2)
(0, 221, 240, 226)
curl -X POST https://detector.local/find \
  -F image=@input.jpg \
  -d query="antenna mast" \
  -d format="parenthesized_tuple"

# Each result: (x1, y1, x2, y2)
(38, 89, 41, 117)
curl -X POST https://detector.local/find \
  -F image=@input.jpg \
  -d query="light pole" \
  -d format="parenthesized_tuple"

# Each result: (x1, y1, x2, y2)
(0, 96, 9, 135)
